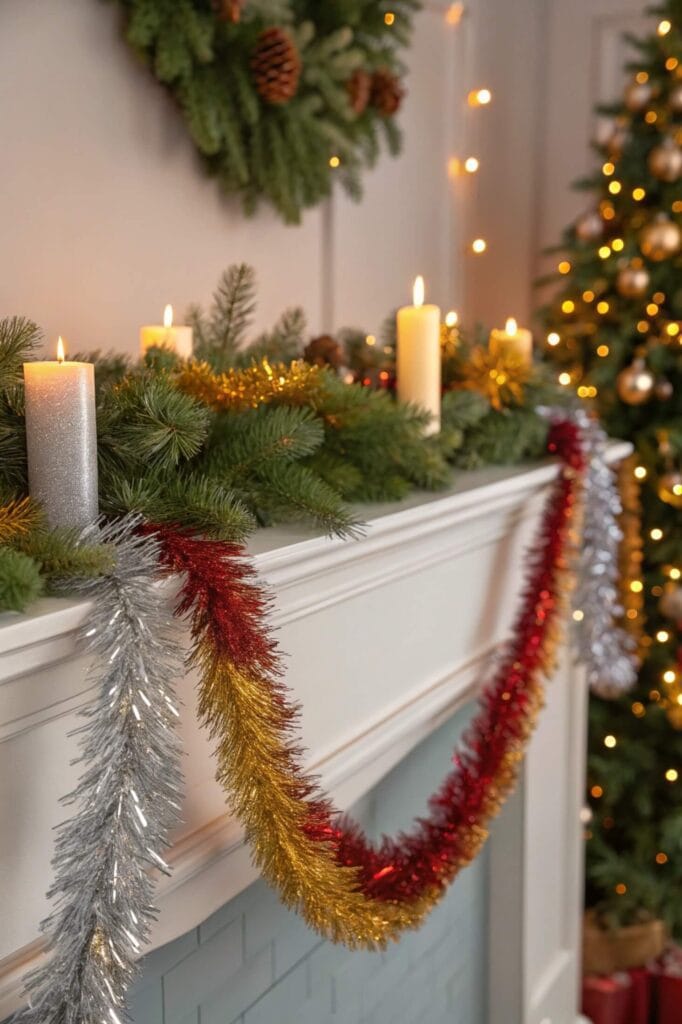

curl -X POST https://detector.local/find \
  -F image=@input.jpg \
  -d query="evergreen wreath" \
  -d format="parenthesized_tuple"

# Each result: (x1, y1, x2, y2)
(115, 0, 420, 223)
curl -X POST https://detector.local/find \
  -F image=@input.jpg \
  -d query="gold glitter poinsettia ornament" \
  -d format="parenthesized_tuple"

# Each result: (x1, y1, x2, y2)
(455, 345, 530, 411)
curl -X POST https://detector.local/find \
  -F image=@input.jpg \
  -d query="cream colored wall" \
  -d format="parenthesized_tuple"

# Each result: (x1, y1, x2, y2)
(0, 0, 647, 360)
(0, 0, 452, 356)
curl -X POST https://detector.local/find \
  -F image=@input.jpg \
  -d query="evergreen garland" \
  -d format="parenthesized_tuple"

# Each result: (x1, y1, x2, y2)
(114, 0, 420, 223)
(0, 263, 569, 614)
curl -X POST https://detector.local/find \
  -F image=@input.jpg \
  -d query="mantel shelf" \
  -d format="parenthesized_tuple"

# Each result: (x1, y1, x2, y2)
(0, 444, 631, 1018)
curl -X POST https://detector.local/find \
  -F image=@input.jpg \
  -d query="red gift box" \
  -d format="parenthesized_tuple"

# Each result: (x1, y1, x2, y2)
(658, 975, 682, 1024)
(654, 945, 682, 1024)
(628, 967, 652, 1024)
(582, 973, 632, 1024)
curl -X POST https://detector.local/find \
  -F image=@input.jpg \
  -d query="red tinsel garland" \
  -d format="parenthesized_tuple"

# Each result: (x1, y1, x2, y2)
(152, 419, 583, 940)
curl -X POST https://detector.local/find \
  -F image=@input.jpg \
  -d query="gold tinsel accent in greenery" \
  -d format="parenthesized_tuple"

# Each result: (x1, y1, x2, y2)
(176, 359, 328, 413)
(454, 345, 530, 412)
(0, 496, 41, 546)
(617, 456, 645, 658)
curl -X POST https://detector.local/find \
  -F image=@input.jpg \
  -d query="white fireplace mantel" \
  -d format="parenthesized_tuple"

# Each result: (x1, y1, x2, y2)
(0, 446, 630, 1023)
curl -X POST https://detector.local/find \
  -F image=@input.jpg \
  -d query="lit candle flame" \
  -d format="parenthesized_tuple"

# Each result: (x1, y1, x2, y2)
(505, 317, 518, 336)
(57, 336, 66, 364)
(445, 310, 459, 327)
(163, 304, 173, 329)
(413, 275, 425, 308)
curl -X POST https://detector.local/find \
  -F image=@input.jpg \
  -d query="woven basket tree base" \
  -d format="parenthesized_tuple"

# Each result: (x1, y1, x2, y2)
(583, 912, 667, 974)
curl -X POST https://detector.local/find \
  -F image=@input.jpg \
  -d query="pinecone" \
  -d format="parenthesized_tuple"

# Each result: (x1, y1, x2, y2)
(303, 335, 343, 370)
(251, 27, 302, 105)
(211, 0, 244, 22)
(370, 68, 404, 117)
(347, 69, 372, 116)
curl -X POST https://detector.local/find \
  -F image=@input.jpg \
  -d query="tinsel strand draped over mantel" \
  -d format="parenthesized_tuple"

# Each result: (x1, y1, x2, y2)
(14, 519, 184, 1024)
(154, 415, 587, 947)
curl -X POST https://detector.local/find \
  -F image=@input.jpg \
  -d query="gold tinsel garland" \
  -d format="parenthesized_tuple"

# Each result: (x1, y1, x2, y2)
(176, 359, 327, 413)
(455, 347, 530, 411)
(617, 456, 645, 658)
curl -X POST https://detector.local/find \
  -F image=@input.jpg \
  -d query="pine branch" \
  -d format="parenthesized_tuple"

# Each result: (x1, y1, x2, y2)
(193, 263, 258, 370)
(203, 405, 324, 481)
(16, 529, 115, 582)
(256, 461, 360, 538)
(102, 472, 255, 542)
(98, 374, 210, 473)
(0, 317, 41, 390)
(0, 546, 44, 612)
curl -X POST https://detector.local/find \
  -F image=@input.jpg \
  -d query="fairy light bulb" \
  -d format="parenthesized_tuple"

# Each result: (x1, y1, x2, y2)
(658, 19, 672, 35)
(468, 88, 492, 107)
(604, 734, 617, 749)
(547, 332, 560, 346)
(464, 156, 480, 173)
(446, 2, 465, 25)
(445, 310, 459, 327)
(634, 465, 647, 480)
(651, 528, 663, 540)
(471, 238, 487, 253)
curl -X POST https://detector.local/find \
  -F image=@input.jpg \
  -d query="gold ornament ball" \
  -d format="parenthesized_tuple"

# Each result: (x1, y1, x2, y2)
(640, 215, 682, 261)
(616, 357, 654, 404)
(658, 470, 682, 507)
(665, 704, 682, 731)
(616, 263, 650, 298)
(660, 585, 682, 621)
(624, 79, 655, 112)
(648, 139, 682, 182)
(575, 210, 604, 242)
(669, 82, 682, 114)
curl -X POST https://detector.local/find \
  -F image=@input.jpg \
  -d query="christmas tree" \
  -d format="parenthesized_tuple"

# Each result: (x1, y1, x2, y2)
(541, 2, 682, 934)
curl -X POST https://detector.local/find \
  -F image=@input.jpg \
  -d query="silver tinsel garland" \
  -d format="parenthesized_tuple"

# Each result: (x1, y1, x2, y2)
(571, 410, 638, 699)
(15, 518, 184, 1024)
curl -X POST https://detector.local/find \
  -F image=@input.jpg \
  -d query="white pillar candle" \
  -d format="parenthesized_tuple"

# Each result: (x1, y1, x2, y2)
(140, 304, 193, 360)
(396, 276, 441, 436)
(489, 318, 533, 367)
(23, 337, 98, 530)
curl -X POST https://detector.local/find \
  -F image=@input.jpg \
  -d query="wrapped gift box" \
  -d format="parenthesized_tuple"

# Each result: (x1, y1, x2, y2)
(582, 972, 633, 1024)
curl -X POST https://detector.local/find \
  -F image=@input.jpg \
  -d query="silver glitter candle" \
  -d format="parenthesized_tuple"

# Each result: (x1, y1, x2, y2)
(23, 339, 98, 530)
